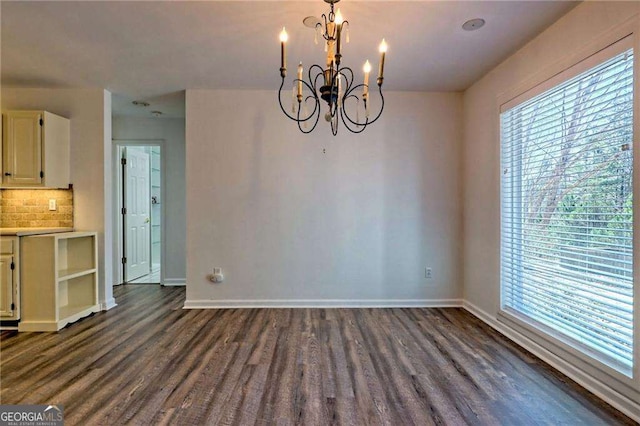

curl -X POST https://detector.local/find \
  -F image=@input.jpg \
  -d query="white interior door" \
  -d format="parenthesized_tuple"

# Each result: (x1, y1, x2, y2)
(124, 147, 151, 281)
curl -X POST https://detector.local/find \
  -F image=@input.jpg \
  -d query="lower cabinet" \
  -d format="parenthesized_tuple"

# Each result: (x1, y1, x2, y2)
(0, 237, 19, 321)
(19, 232, 100, 332)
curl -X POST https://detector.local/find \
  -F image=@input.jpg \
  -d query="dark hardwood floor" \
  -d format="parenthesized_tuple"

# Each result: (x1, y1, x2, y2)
(0, 285, 634, 425)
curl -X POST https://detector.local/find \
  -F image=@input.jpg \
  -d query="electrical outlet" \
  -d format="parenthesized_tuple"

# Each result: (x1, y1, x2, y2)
(425, 267, 432, 279)
(209, 267, 224, 283)
(48, 199, 57, 211)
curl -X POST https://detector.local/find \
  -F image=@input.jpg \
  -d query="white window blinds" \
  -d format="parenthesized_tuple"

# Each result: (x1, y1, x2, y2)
(500, 41, 634, 371)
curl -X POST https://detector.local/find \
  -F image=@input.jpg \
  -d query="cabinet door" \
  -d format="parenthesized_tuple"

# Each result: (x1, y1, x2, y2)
(0, 254, 15, 318)
(2, 112, 43, 186)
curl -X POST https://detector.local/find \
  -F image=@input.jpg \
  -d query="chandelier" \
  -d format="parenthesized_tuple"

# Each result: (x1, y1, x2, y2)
(278, 0, 387, 135)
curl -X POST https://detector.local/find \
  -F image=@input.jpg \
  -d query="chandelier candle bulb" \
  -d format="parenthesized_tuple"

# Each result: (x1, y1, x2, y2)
(335, 9, 343, 25)
(378, 39, 387, 84)
(363, 60, 371, 96)
(279, 27, 288, 76)
(297, 62, 303, 98)
(335, 9, 343, 58)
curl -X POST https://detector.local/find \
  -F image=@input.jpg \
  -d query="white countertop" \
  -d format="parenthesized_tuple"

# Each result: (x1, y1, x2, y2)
(0, 227, 74, 236)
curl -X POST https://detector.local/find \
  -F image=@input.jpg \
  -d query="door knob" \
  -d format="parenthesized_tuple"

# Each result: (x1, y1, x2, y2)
(4, 172, 11, 176)
(145, 218, 150, 223)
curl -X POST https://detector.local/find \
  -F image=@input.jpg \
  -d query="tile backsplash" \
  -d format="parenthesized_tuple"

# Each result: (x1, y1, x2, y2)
(0, 189, 73, 228)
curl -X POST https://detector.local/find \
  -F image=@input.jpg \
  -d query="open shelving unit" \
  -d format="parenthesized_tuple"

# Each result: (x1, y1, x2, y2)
(19, 232, 100, 332)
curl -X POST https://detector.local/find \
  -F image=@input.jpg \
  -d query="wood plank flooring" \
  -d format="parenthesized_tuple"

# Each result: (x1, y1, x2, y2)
(0, 284, 634, 425)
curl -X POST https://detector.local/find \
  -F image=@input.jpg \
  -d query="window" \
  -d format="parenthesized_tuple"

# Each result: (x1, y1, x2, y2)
(500, 40, 634, 373)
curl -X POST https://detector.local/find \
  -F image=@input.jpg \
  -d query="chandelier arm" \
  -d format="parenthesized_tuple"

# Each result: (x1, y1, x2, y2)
(364, 85, 385, 125)
(342, 79, 362, 100)
(311, 97, 322, 131)
(277, 78, 301, 121)
(320, 14, 330, 40)
(312, 69, 324, 90)
(336, 66, 354, 91)
(340, 82, 367, 126)
(298, 80, 320, 122)
(336, 66, 354, 114)
(277, 77, 319, 123)
(309, 64, 325, 87)
(331, 110, 338, 135)
(344, 93, 360, 102)
(297, 100, 321, 134)
(330, 96, 339, 119)
(315, 22, 326, 41)
(342, 83, 385, 127)
(297, 73, 322, 133)
(299, 77, 324, 121)
(339, 100, 369, 134)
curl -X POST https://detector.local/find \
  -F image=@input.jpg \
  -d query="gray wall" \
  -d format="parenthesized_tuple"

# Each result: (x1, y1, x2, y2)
(185, 90, 463, 306)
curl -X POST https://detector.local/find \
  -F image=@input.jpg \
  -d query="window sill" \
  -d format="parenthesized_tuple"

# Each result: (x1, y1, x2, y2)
(497, 308, 634, 389)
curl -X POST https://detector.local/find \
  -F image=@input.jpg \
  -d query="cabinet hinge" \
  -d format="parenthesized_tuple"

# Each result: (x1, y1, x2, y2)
(39, 118, 43, 126)
(10, 303, 14, 311)
(10, 262, 14, 270)
(121, 158, 127, 166)
(121, 207, 126, 215)
(122, 257, 127, 264)
(40, 171, 44, 179)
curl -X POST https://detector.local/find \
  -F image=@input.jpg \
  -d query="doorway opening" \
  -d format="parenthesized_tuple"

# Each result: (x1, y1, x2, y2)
(114, 141, 165, 284)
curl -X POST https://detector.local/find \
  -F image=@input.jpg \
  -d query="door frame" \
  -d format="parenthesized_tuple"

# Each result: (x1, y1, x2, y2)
(113, 139, 166, 285)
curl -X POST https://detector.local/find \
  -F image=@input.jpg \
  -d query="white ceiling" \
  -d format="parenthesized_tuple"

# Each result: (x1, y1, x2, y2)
(1, 1, 577, 118)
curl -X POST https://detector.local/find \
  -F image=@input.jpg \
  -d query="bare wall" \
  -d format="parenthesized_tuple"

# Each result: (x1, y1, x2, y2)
(185, 89, 462, 305)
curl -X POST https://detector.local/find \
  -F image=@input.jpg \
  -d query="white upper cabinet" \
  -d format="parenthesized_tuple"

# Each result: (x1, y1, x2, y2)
(2, 111, 70, 188)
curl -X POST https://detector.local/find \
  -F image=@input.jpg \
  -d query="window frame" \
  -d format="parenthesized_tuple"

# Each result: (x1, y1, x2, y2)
(497, 30, 639, 399)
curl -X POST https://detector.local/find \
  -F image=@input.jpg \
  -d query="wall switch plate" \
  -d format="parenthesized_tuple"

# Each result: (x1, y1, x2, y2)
(48, 199, 57, 211)
(425, 267, 432, 279)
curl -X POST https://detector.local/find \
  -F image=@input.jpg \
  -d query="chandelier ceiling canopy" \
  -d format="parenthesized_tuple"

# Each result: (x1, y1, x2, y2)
(278, 0, 387, 135)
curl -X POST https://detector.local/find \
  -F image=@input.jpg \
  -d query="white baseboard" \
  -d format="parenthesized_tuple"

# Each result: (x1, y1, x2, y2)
(462, 301, 640, 423)
(101, 298, 117, 311)
(163, 279, 186, 286)
(183, 298, 463, 309)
